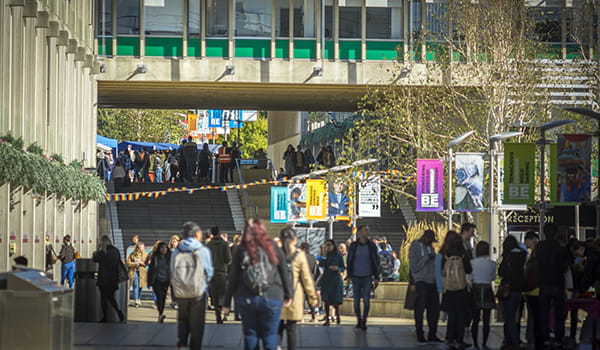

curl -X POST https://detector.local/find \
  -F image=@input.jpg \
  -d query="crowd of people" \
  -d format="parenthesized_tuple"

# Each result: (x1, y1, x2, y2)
(281, 144, 336, 177)
(408, 222, 600, 350)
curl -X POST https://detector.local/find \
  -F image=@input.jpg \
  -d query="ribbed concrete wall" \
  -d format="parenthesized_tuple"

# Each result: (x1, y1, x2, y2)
(0, 0, 101, 274)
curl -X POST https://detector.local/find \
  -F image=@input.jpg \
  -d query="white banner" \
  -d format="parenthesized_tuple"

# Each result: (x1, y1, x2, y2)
(358, 177, 381, 217)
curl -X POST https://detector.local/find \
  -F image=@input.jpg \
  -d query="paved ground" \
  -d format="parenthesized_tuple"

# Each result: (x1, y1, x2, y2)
(74, 302, 512, 350)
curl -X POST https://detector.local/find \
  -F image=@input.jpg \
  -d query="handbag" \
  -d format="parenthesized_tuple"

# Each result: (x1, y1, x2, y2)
(118, 260, 129, 283)
(49, 247, 59, 265)
(495, 282, 511, 300)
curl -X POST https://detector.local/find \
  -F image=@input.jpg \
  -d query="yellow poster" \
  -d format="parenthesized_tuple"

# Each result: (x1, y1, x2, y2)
(306, 179, 328, 220)
(187, 113, 198, 132)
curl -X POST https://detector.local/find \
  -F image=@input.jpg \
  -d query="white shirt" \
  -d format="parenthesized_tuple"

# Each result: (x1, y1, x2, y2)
(470, 257, 496, 284)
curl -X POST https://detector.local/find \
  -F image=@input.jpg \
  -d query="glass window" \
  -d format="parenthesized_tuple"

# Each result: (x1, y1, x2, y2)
(189, 0, 201, 37)
(366, 7, 390, 39)
(339, 7, 360, 38)
(426, 2, 446, 40)
(207, 0, 228, 36)
(528, 7, 561, 42)
(324, 5, 333, 38)
(276, 0, 289, 37)
(144, 0, 184, 36)
(235, 0, 272, 37)
(117, 0, 140, 35)
(97, 0, 112, 36)
(294, 0, 315, 37)
(566, 6, 589, 43)
(409, 0, 421, 42)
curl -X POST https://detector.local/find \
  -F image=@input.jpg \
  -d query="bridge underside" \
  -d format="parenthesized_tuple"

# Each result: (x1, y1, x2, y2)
(98, 81, 374, 112)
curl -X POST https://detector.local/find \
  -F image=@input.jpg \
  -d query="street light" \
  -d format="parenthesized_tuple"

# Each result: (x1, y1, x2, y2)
(565, 107, 600, 238)
(488, 131, 522, 260)
(447, 131, 474, 230)
(536, 119, 576, 238)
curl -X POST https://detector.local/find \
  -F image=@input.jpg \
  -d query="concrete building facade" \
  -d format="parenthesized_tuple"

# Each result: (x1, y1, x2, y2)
(0, 0, 101, 272)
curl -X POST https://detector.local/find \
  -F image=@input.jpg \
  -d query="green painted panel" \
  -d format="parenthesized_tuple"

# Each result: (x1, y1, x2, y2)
(426, 42, 446, 61)
(235, 39, 270, 58)
(324, 41, 334, 60)
(276, 39, 289, 59)
(566, 44, 582, 59)
(537, 43, 562, 59)
(206, 39, 228, 58)
(145, 37, 182, 57)
(188, 39, 201, 57)
(117, 36, 140, 56)
(98, 37, 113, 56)
(339, 40, 361, 60)
(293, 40, 316, 59)
(366, 41, 401, 60)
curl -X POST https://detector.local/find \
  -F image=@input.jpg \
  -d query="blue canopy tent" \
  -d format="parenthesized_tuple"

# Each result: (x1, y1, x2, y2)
(97, 135, 118, 157)
(118, 141, 181, 153)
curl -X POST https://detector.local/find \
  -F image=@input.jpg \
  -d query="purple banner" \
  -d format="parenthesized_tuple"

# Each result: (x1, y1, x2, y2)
(416, 159, 444, 212)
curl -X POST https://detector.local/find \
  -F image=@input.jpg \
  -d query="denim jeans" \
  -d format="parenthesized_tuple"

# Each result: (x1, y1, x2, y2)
(155, 167, 163, 183)
(132, 270, 142, 300)
(352, 276, 373, 322)
(503, 291, 522, 346)
(61, 261, 75, 287)
(133, 165, 142, 182)
(414, 281, 440, 339)
(539, 287, 565, 343)
(236, 295, 283, 350)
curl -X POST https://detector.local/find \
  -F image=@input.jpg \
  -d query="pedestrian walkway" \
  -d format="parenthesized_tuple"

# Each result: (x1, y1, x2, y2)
(74, 304, 509, 350)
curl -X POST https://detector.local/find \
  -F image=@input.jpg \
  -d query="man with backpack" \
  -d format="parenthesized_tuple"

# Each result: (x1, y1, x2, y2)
(409, 229, 441, 344)
(170, 222, 214, 350)
(377, 243, 394, 281)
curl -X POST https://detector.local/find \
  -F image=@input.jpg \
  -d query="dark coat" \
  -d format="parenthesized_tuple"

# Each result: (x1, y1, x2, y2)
(147, 251, 171, 285)
(206, 236, 232, 274)
(92, 245, 121, 290)
(499, 248, 527, 292)
(347, 239, 381, 281)
(319, 251, 345, 304)
(535, 239, 570, 288)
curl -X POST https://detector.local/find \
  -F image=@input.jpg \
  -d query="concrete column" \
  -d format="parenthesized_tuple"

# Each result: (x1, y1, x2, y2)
(23, 16, 37, 144)
(0, 184, 10, 272)
(267, 111, 302, 171)
(333, 0, 339, 60)
(9, 4, 25, 138)
(35, 12, 49, 150)
(0, 0, 12, 133)
(315, 0, 321, 60)
(360, 0, 366, 61)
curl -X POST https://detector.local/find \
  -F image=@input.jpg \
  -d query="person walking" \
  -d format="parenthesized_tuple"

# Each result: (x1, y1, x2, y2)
(278, 228, 319, 350)
(300, 242, 319, 322)
(127, 241, 148, 307)
(223, 219, 293, 350)
(206, 226, 232, 324)
(498, 235, 527, 350)
(319, 239, 345, 326)
(198, 143, 212, 183)
(92, 235, 125, 322)
(171, 222, 214, 350)
(182, 136, 198, 182)
(535, 223, 570, 348)
(470, 241, 496, 350)
(408, 229, 441, 344)
(168, 234, 181, 309)
(147, 241, 171, 323)
(440, 231, 472, 350)
(347, 226, 381, 330)
(283, 145, 296, 176)
(58, 235, 76, 288)
(218, 141, 232, 183)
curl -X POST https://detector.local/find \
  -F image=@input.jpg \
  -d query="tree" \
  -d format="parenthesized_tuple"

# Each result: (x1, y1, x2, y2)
(97, 109, 186, 143)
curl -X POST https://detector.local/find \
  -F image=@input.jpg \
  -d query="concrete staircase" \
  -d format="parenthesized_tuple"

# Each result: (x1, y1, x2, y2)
(226, 189, 245, 232)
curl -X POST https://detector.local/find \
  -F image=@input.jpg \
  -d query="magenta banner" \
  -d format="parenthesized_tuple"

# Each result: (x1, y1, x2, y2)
(416, 159, 444, 212)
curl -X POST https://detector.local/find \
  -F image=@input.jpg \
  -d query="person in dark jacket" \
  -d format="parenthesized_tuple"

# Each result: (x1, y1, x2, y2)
(440, 232, 473, 350)
(498, 235, 527, 350)
(58, 235, 76, 288)
(223, 219, 292, 350)
(92, 235, 125, 322)
(182, 136, 198, 182)
(347, 226, 381, 331)
(206, 226, 232, 323)
(319, 239, 345, 326)
(147, 241, 171, 323)
(535, 223, 570, 348)
(197, 143, 212, 184)
(141, 147, 151, 183)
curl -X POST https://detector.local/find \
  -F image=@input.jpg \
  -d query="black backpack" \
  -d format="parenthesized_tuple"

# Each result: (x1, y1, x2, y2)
(241, 247, 275, 295)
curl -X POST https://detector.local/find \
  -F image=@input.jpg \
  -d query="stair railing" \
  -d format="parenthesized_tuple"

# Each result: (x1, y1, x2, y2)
(236, 159, 257, 218)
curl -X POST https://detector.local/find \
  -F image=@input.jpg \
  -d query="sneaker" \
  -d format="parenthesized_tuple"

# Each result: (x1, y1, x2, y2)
(428, 336, 443, 343)
(416, 336, 428, 345)
(158, 314, 166, 323)
(152, 304, 157, 310)
(360, 320, 367, 331)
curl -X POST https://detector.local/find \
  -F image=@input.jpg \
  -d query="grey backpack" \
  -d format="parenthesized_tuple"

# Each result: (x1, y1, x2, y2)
(171, 249, 205, 298)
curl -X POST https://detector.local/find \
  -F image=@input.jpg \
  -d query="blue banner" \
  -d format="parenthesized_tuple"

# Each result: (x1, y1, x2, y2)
(229, 120, 244, 128)
(208, 110, 223, 127)
(271, 187, 289, 223)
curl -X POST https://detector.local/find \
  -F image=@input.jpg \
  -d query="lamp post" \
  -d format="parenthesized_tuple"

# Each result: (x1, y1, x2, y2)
(488, 131, 522, 260)
(536, 120, 576, 238)
(447, 131, 474, 230)
(565, 107, 600, 238)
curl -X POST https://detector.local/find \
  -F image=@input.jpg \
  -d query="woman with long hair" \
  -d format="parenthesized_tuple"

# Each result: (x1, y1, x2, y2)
(223, 219, 292, 350)
(498, 235, 527, 350)
(278, 228, 319, 350)
(92, 235, 125, 322)
(167, 234, 181, 309)
(147, 241, 171, 323)
(440, 231, 472, 350)
(127, 241, 148, 307)
(319, 239, 345, 326)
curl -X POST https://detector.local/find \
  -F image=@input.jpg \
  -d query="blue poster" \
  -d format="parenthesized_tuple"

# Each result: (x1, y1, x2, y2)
(208, 110, 223, 127)
(270, 187, 289, 223)
(229, 120, 244, 128)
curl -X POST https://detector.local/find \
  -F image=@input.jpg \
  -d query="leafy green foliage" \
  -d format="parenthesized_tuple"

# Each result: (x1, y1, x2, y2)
(238, 112, 267, 157)
(97, 108, 186, 143)
(0, 138, 106, 202)
(27, 142, 44, 156)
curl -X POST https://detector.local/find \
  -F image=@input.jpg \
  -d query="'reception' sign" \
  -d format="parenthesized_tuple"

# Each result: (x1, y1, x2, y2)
(416, 159, 444, 212)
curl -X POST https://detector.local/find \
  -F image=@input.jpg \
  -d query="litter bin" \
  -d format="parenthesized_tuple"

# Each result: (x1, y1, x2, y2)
(74, 258, 101, 322)
(0, 269, 74, 350)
